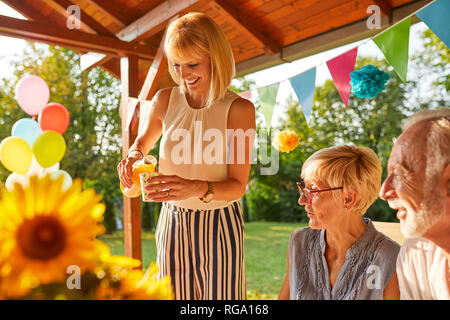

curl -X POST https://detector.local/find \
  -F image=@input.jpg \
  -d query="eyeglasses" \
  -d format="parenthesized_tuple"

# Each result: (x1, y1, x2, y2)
(296, 181, 343, 205)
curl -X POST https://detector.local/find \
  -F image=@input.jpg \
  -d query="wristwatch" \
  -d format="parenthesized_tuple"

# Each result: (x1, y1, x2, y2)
(199, 182, 214, 203)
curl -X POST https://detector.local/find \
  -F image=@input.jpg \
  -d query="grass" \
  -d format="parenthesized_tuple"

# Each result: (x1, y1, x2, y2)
(99, 221, 307, 300)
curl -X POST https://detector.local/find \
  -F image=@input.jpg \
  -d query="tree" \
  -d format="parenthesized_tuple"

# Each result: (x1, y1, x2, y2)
(243, 28, 448, 222)
(0, 43, 123, 232)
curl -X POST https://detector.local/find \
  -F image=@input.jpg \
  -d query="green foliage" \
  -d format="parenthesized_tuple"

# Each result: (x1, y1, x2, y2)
(0, 43, 122, 232)
(0, 28, 447, 230)
(242, 30, 448, 223)
(100, 221, 308, 298)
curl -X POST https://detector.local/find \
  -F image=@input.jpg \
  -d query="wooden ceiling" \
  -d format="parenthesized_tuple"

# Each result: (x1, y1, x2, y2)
(0, 0, 431, 98)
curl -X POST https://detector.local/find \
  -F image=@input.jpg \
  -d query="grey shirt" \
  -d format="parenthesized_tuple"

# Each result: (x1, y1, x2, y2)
(289, 218, 400, 300)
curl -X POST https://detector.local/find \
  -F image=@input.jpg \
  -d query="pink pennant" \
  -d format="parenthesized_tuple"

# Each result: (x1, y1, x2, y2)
(326, 47, 358, 107)
(238, 90, 252, 100)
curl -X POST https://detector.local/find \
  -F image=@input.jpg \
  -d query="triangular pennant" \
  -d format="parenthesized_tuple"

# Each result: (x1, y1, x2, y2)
(326, 47, 358, 107)
(373, 17, 411, 83)
(289, 68, 316, 125)
(416, 0, 450, 48)
(238, 90, 252, 100)
(257, 83, 280, 132)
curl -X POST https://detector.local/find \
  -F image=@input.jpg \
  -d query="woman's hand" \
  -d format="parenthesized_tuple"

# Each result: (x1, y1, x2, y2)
(117, 156, 141, 189)
(144, 174, 207, 202)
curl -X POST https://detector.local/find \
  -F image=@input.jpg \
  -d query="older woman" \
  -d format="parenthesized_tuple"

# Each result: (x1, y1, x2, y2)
(278, 145, 400, 300)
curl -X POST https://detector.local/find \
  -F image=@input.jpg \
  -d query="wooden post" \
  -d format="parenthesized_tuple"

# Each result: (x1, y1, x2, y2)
(120, 54, 142, 263)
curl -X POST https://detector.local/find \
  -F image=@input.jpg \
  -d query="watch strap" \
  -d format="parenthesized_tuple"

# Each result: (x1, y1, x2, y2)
(200, 182, 214, 202)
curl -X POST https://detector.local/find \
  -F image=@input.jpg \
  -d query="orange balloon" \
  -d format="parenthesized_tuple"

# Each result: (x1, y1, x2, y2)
(38, 102, 70, 134)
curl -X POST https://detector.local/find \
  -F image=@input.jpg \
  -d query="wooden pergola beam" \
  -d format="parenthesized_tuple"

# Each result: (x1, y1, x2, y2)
(42, 0, 96, 34)
(120, 54, 141, 263)
(121, 18, 177, 262)
(2, 0, 48, 21)
(373, 0, 393, 16)
(116, 0, 211, 42)
(80, 0, 127, 29)
(80, 0, 209, 72)
(235, 0, 432, 77)
(137, 16, 178, 101)
(209, 0, 281, 55)
(0, 15, 154, 59)
(49, 0, 116, 36)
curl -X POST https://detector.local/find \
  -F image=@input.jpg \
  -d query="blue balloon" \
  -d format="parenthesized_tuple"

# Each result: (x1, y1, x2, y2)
(11, 118, 42, 147)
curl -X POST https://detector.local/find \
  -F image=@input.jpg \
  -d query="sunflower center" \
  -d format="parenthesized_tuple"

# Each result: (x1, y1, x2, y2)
(17, 215, 67, 260)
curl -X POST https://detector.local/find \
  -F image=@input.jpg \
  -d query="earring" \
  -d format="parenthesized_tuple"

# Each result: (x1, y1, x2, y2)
(344, 207, 348, 211)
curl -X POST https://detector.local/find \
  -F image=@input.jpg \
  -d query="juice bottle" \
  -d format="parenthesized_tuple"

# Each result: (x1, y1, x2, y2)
(120, 155, 157, 198)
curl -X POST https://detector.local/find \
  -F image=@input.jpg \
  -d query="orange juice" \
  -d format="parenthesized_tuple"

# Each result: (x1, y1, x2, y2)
(121, 155, 157, 198)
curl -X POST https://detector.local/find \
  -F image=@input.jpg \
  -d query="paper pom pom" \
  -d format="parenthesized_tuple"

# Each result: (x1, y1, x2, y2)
(272, 130, 300, 153)
(350, 65, 390, 98)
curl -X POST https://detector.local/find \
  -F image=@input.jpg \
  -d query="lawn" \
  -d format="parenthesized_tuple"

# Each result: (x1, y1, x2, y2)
(99, 221, 307, 300)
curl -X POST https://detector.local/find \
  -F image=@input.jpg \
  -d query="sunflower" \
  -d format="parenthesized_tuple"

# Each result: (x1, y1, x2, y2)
(0, 174, 107, 299)
(272, 129, 300, 153)
(96, 263, 173, 300)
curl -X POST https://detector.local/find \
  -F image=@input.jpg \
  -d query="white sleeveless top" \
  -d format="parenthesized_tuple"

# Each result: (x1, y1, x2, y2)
(159, 86, 240, 210)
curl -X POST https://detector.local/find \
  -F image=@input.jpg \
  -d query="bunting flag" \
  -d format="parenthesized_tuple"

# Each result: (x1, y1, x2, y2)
(416, 0, 450, 48)
(232, 2, 437, 131)
(326, 47, 358, 107)
(373, 17, 411, 83)
(289, 68, 316, 125)
(257, 83, 279, 132)
(238, 90, 252, 100)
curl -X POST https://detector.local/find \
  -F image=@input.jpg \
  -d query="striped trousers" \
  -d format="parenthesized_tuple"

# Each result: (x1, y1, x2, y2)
(155, 201, 246, 300)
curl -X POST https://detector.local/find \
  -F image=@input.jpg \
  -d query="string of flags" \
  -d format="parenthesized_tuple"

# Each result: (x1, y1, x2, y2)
(237, 0, 449, 129)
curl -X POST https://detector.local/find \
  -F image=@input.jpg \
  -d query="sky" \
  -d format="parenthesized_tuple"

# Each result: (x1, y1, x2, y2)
(0, 1, 429, 125)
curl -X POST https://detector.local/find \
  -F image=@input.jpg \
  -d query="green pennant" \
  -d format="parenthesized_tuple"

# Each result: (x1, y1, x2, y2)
(257, 83, 280, 132)
(373, 17, 411, 83)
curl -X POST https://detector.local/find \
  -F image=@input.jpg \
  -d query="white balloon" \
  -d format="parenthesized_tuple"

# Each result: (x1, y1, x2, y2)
(27, 155, 45, 177)
(5, 172, 29, 191)
(44, 162, 60, 174)
(50, 169, 72, 191)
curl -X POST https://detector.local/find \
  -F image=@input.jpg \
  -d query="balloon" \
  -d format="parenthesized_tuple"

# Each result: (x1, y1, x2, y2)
(44, 162, 60, 174)
(50, 170, 72, 191)
(0, 136, 32, 174)
(27, 155, 46, 177)
(11, 118, 42, 147)
(15, 75, 49, 116)
(5, 173, 29, 191)
(38, 103, 70, 134)
(32, 131, 66, 168)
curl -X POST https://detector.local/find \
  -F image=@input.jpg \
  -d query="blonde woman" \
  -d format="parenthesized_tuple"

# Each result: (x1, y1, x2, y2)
(117, 12, 255, 300)
(278, 145, 400, 300)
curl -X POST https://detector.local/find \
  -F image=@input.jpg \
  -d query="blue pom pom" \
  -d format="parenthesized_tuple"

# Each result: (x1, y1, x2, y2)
(350, 65, 390, 98)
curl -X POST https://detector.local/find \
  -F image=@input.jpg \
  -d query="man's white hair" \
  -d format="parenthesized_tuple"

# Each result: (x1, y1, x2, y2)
(403, 108, 450, 186)
(400, 108, 450, 237)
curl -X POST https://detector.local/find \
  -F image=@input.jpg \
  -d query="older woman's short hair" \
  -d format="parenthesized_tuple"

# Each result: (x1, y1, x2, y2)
(164, 12, 235, 107)
(301, 144, 382, 215)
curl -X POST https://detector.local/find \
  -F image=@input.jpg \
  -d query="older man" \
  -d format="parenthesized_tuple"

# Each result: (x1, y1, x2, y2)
(379, 108, 450, 300)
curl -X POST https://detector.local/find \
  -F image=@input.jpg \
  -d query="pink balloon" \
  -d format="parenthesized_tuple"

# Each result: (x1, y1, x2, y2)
(15, 75, 50, 116)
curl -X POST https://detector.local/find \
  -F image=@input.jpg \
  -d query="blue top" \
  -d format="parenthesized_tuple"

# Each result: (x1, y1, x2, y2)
(288, 218, 400, 300)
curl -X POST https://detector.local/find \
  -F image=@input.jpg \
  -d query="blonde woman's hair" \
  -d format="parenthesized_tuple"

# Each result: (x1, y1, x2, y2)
(164, 12, 235, 107)
(301, 144, 382, 215)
